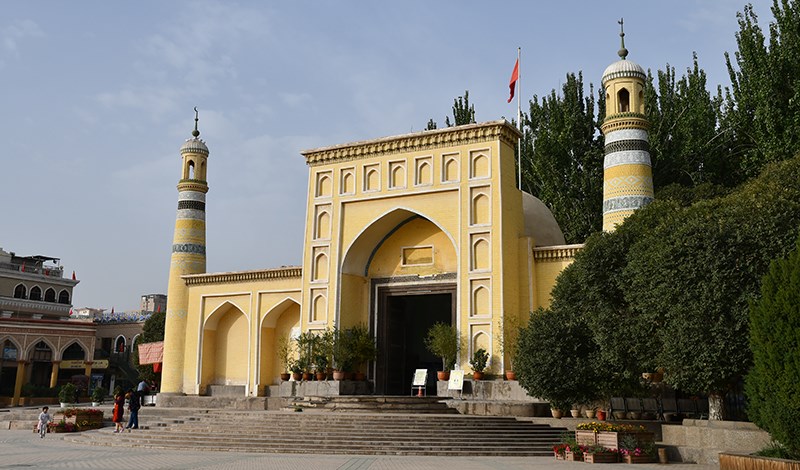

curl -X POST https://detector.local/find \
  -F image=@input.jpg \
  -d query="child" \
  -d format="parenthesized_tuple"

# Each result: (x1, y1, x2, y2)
(37, 406, 51, 439)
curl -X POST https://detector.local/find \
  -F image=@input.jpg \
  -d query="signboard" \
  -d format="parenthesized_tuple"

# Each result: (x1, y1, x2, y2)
(138, 341, 164, 365)
(412, 369, 427, 387)
(61, 359, 109, 369)
(447, 369, 464, 391)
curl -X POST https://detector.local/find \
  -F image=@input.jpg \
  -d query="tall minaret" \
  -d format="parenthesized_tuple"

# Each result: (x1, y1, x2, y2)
(600, 19, 654, 231)
(161, 109, 209, 395)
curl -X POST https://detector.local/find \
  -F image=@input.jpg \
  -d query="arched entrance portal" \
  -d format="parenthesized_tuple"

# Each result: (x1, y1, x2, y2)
(341, 209, 458, 396)
(375, 283, 455, 395)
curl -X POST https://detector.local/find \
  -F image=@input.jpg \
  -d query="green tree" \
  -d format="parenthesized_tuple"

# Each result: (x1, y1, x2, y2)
(515, 306, 605, 411)
(521, 72, 604, 243)
(133, 311, 166, 382)
(645, 55, 735, 188)
(746, 235, 800, 458)
(623, 155, 800, 418)
(427, 90, 476, 130)
(723, 0, 800, 177)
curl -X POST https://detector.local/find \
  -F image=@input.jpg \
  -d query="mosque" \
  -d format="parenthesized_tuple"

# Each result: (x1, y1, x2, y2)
(159, 30, 653, 399)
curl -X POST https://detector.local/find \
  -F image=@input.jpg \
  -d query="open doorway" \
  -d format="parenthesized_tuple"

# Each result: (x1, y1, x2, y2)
(375, 284, 455, 395)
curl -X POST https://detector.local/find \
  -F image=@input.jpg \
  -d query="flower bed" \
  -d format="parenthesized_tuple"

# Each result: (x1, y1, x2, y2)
(53, 408, 104, 432)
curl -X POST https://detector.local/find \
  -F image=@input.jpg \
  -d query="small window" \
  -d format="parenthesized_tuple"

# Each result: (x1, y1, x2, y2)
(44, 288, 56, 302)
(58, 290, 70, 304)
(618, 88, 630, 113)
(29, 286, 42, 301)
(13, 284, 26, 299)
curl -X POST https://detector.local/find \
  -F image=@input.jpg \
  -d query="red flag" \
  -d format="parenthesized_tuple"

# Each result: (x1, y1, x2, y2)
(20, 262, 25, 272)
(507, 58, 519, 103)
(72, 271, 76, 280)
(111, 307, 115, 314)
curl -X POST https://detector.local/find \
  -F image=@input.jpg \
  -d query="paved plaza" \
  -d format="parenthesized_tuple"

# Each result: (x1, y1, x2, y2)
(0, 429, 718, 470)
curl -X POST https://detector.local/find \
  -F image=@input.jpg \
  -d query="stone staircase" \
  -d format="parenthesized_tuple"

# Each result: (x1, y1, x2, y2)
(65, 409, 568, 456)
(284, 395, 459, 413)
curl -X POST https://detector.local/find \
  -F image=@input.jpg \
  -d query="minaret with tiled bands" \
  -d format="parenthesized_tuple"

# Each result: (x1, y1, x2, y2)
(161, 110, 209, 394)
(600, 20, 654, 231)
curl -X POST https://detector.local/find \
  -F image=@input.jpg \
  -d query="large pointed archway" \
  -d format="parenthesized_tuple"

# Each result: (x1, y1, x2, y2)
(340, 208, 459, 395)
(201, 301, 249, 394)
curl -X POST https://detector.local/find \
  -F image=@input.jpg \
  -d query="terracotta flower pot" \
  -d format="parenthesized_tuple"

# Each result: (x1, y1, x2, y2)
(437, 371, 450, 381)
(472, 371, 484, 380)
(315, 371, 327, 381)
(596, 409, 607, 421)
(280, 373, 290, 382)
(301, 372, 311, 381)
(551, 408, 563, 419)
(505, 370, 516, 381)
(332, 370, 345, 381)
(291, 372, 302, 381)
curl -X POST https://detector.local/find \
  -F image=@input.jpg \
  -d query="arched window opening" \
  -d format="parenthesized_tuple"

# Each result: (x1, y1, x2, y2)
(188, 160, 195, 179)
(44, 288, 56, 302)
(115, 336, 126, 353)
(13, 284, 26, 299)
(31, 341, 52, 362)
(29, 286, 42, 301)
(618, 88, 630, 112)
(62, 342, 85, 361)
(2, 339, 18, 361)
(58, 290, 70, 304)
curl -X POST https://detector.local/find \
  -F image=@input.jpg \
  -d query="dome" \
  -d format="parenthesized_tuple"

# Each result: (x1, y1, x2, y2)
(180, 137, 209, 156)
(602, 59, 646, 85)
(521, 192, 566, 247)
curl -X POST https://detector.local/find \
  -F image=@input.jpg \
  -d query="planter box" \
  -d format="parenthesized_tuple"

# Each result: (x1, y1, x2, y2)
(623, 454, 655, 464)
(585, 453, 619, 464)
(597, 431, 655, 449)
(565, 451, 584, 461)
(720, 453, 800, 470)
(576, 430, 599, 446)
(64, 410, 104, 429)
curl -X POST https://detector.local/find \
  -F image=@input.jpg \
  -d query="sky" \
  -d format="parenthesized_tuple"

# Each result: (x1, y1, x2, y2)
(1, 0, 776, 311)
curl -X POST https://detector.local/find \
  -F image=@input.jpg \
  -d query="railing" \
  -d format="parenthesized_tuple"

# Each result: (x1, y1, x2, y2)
(0, 262, 64, 278)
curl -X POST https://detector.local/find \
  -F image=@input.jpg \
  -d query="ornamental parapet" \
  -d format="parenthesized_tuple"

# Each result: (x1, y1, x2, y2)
(533, 244, 584, 262)
(601, 114, 650, 134)
(177, 180, 209, 193)
(302, 120, 521, 166)
(183, 266, 303, 285)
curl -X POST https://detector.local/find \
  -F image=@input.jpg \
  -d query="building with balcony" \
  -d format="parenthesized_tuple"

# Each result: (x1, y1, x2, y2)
(0, 247, 96, 407)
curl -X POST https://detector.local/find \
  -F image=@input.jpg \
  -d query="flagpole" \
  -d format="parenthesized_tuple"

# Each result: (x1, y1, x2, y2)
(517, 46, 522, 190)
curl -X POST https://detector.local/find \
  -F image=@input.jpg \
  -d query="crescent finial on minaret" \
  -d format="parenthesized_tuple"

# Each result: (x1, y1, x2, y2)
(618, 18, 628, 60)
(192, 107, 200, 138)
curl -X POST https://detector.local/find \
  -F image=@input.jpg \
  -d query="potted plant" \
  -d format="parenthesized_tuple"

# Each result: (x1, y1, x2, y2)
(277, 334, 293, 382)
(332, 327, 355, 380)
(295, 331, 318, 380)
(350, 324, 377, 380)
(498, 316, 521, 380)
(583, 445, 620, 464)
(58, 383, 77, 408)
(90, 386, 105, 406)
(469, 348, 489, 380)
(288, 360, 302, 381)
(424, 322, 459, 381)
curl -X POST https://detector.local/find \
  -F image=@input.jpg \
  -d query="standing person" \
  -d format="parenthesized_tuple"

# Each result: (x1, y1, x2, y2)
(137, 379, 148, 407)
(125, 389, 140, 431)
(112, 389, 125, 433)
(37, 406, 51, 439)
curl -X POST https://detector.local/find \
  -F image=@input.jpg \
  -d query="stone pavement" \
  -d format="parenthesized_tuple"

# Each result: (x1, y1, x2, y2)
(0, 429, 719, 470)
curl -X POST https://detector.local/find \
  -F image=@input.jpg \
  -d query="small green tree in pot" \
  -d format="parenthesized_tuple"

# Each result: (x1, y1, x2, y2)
(470, 348, 490, 380)
(90, 385, 105, 405)
(276, 334, 293, 381)
(350, 324, 377, 380)
(332, 327, 355, 379)
(424, 322, 460, 381)
(58, 383, 77, 407)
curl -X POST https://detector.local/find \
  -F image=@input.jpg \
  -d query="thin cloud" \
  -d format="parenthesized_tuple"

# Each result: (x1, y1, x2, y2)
(1, 19, 44, 55)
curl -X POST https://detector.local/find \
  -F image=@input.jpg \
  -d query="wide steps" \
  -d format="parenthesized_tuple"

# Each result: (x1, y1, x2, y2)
(66, 411, 566, 456)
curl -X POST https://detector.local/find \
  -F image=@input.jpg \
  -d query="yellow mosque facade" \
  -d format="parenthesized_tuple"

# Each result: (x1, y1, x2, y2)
(160, 36, 651, 398)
